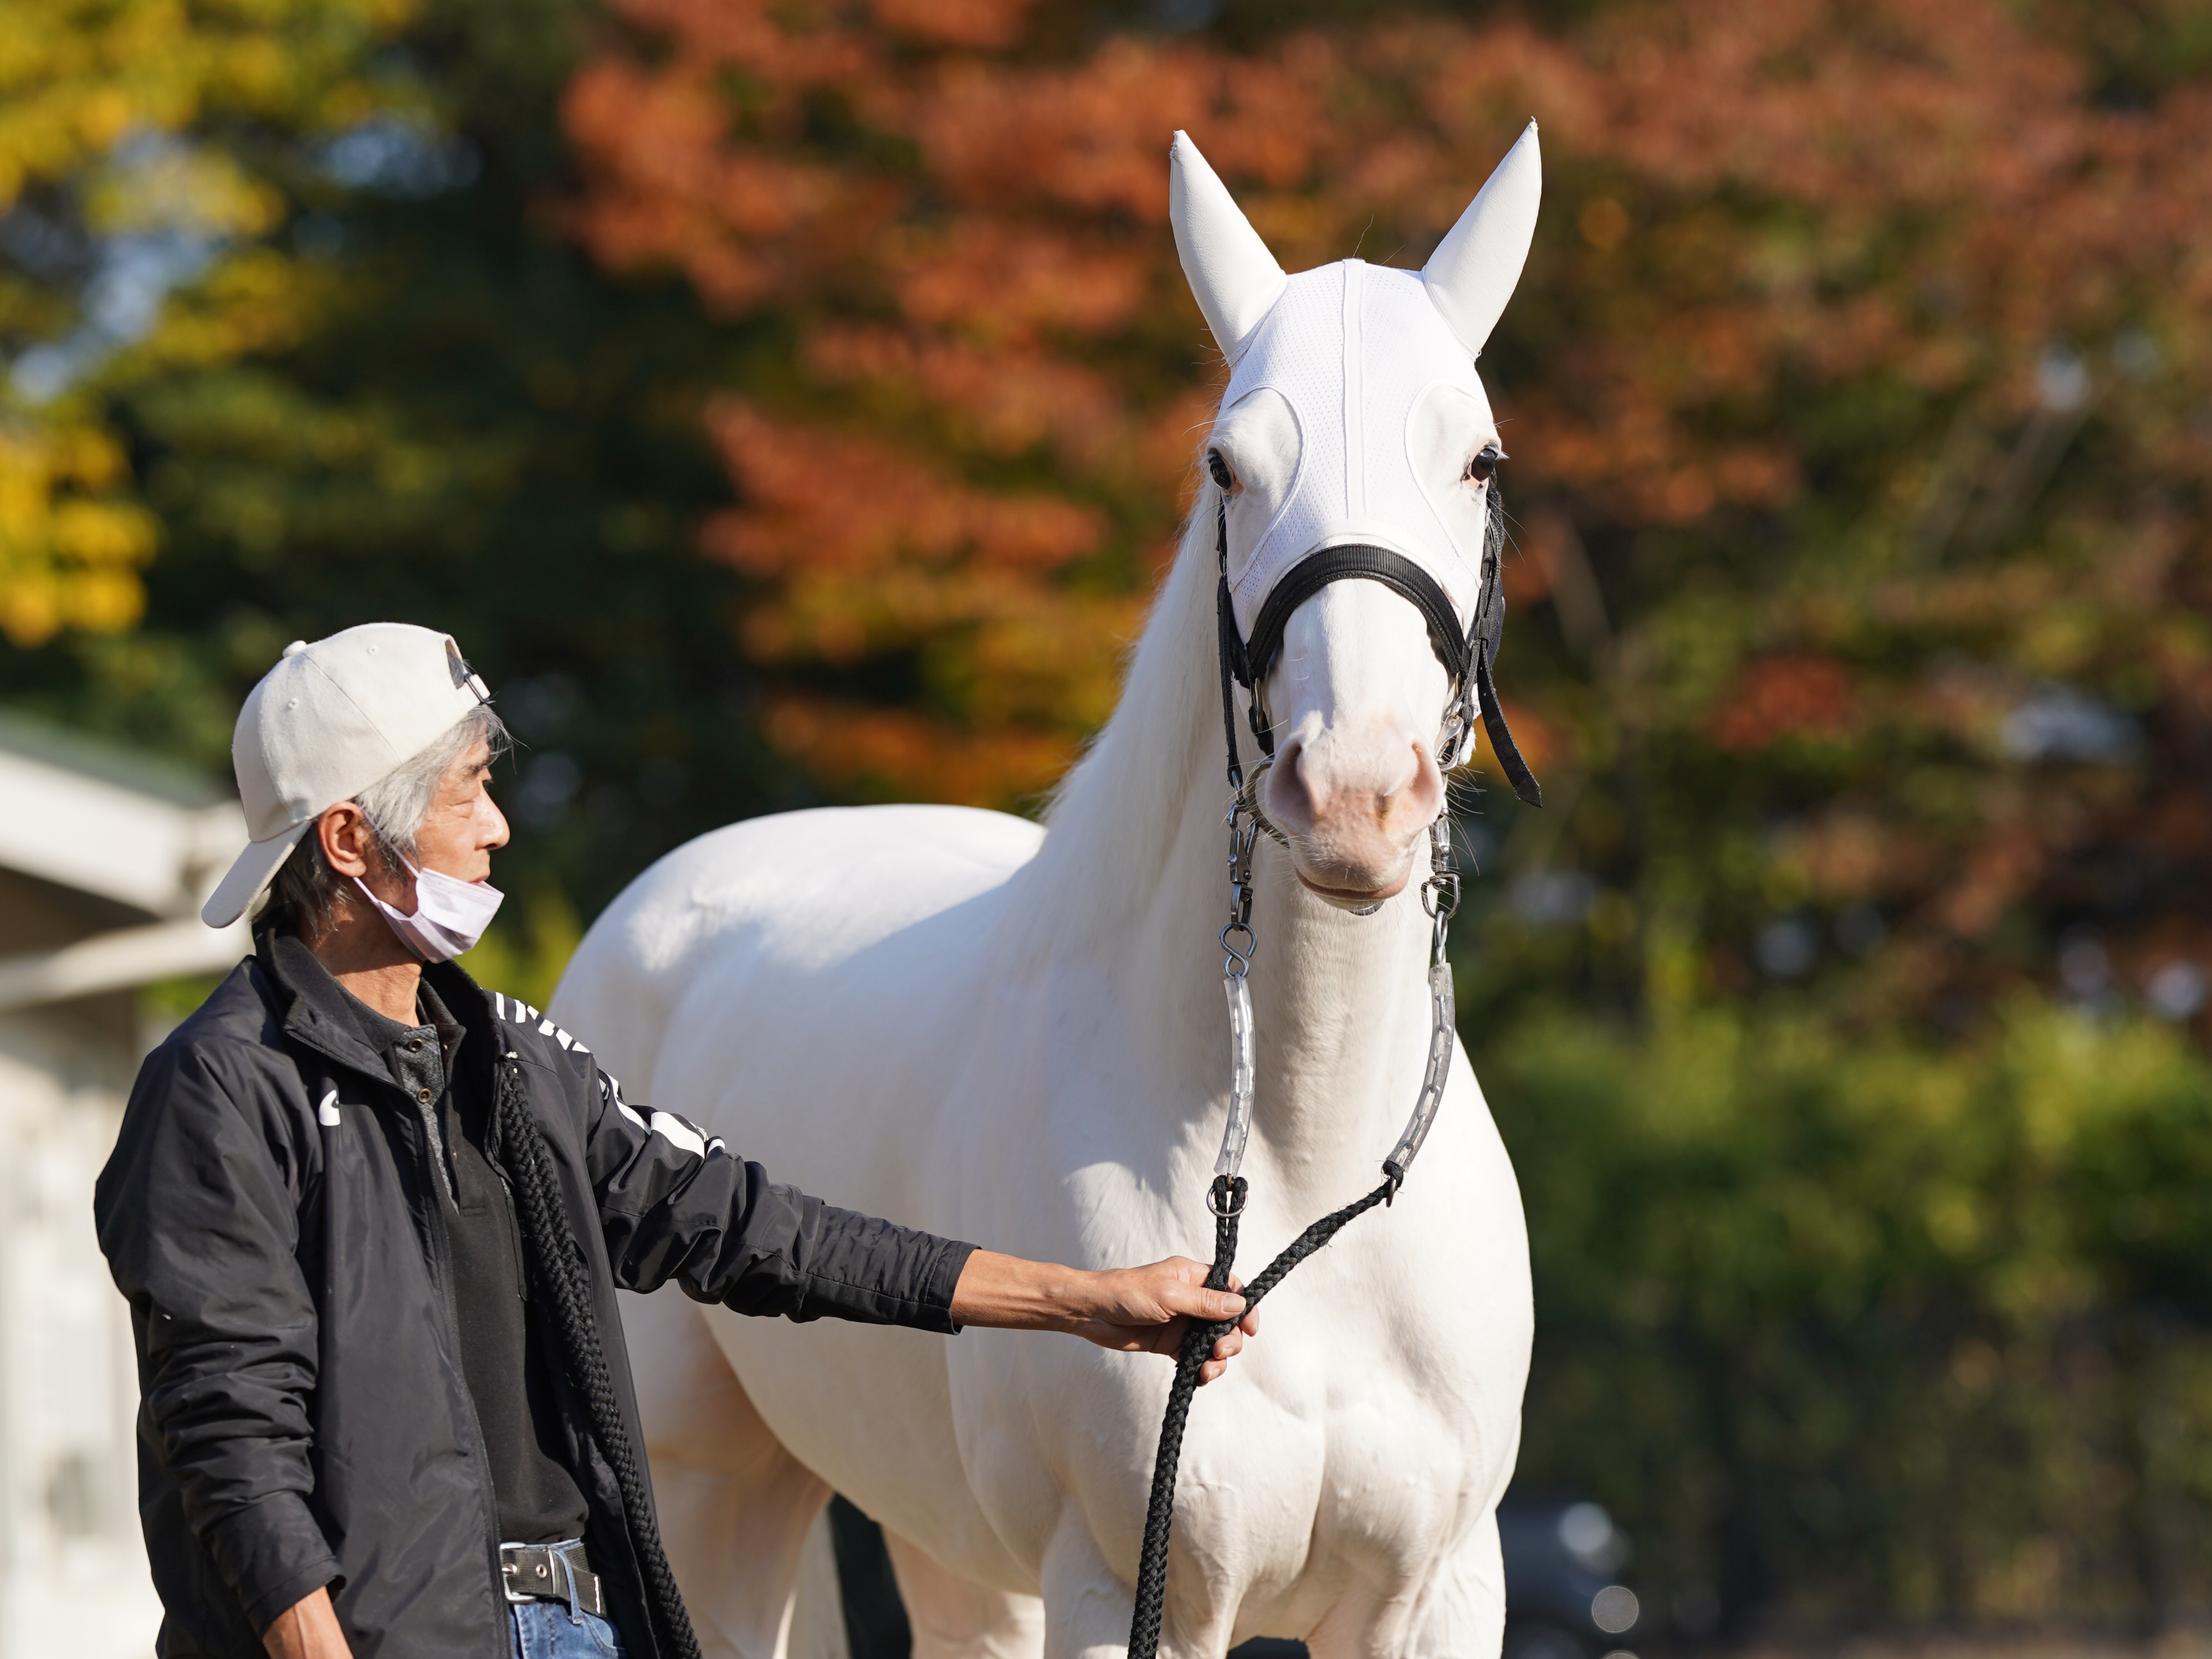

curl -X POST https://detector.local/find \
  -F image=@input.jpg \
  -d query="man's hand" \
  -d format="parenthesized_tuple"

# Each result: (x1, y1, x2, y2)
(949, 1251, 1260, 1384)
(1066, 1258, 1262, 1384)
(263, 1586, 351, 1659)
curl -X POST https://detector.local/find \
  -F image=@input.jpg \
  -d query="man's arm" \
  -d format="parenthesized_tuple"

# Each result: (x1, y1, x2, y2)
(260, 1587, 349, 1659)
(950, 1251, 1257, 1383)
(580, 1061, 974, 1325)
(93, 1043, 341, 1642)
(576, 1059, 1255, 1374)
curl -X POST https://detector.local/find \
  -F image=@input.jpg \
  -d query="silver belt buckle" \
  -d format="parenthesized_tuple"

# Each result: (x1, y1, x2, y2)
(501, 1541, 602, 1616)
(501, 1544, 556, 1605)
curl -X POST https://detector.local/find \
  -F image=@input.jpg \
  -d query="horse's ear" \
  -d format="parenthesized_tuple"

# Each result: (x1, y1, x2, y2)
(1170, 131, 1287, 361)
(1421, 120, 1542, 359)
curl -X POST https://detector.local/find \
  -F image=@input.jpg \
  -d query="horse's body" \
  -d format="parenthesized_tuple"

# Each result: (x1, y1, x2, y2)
(554, 127, 1545, 1659)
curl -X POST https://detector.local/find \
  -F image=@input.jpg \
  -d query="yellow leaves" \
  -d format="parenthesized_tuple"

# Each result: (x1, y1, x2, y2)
(0, 0, 426, 211)
(77, 89, 138, 152)
(0, 0, 428, 651)
(0, 2, 204, 207)
(143, 244, 334, 369)
(84, 139, 281, 239)
(0, 421, 158, 646)
(52, 497, 154, 564)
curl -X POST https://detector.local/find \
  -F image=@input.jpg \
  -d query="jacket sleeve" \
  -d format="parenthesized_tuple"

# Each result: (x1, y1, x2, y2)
(93, 1041, 338, 1634)
(577, 1060, 976, 1331)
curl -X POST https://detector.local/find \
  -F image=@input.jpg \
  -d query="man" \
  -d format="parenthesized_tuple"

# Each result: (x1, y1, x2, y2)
(95, 624, 1256, 1659)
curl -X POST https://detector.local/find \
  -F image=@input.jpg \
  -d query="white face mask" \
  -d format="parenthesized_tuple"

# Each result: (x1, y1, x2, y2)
(1217, 259, 1496, 644)
(353, 857, 504, 963)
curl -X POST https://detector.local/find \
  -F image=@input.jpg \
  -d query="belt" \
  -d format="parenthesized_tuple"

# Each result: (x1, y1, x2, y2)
(500, 1540, 605, 1616)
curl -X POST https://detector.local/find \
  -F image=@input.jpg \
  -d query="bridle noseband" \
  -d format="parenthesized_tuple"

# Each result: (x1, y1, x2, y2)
(1211, 458, 1543, 810)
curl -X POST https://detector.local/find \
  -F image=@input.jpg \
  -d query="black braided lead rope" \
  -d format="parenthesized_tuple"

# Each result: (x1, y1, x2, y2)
(1127, 1172, 1397, 1659)
(491, 1054, 704, 1659)
(1128, 1176, 1243, 1659)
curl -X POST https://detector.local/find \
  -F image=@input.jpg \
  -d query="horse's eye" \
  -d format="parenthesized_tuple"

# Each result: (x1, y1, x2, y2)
(1207, 449, 1235, 491)
(1466, 444, 1505, 485)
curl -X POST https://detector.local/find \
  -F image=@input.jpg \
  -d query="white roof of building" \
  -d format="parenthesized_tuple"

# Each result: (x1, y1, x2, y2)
(0, 713, 252, 1010)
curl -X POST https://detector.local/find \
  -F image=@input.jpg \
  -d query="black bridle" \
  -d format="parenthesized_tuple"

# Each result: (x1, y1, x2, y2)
(1211, 459, 1543, 808)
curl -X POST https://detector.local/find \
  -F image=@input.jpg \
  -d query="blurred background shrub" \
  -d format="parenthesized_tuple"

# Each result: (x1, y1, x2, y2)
(6, 0, 2212, 1637)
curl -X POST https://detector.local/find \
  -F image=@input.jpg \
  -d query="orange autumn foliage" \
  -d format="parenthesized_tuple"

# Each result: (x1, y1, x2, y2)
(1712, 656, 1858, 752)
(562, 0, 2212, 1011)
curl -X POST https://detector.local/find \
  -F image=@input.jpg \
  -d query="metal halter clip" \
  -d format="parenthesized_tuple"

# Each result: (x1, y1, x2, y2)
(1221, 798, 1259, 976)
(1220, 920, 1257, 976)
(1420, 816, 1461, 967)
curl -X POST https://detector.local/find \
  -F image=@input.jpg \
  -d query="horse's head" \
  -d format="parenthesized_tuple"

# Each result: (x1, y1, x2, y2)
(1172, 125, 1542, 909)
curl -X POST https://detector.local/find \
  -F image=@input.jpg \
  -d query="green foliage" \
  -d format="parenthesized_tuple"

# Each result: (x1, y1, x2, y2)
(1486, 992, 2212, 1623)
(455, 884, 580, 1015)
(0, 0, 424, 644)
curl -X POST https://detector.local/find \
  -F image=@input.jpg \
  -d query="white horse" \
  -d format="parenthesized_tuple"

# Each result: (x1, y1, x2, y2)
(554, 124, 1544, 1659)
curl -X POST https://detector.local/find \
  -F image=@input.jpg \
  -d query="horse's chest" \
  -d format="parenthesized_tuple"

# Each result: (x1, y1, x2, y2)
(1174, 1298, 1510, 1589)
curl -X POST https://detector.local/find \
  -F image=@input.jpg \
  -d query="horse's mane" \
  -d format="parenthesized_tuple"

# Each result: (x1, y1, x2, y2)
(1003, 475, 1221, 961)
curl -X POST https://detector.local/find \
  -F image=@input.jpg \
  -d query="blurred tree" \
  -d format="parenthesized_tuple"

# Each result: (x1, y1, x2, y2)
(0, 0, 811, 956)
(10, 0, 2212, 1632)
(1496, 992, 2212, 1628)
(557, 0, 2212, 1627)
(0, 0, 416, 644)
(560, 0, 2212, 1018)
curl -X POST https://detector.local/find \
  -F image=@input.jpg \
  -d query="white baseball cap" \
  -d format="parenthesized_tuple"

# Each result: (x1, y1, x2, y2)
(202, 623, 494, 928)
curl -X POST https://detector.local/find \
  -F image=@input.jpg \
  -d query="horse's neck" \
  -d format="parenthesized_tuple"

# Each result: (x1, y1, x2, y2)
(1009, 496, 1441, 1196)
(1138, 753, 1438, 1192)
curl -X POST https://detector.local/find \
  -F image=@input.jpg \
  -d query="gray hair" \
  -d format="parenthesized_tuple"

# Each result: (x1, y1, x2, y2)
(262, 706, 511, 936)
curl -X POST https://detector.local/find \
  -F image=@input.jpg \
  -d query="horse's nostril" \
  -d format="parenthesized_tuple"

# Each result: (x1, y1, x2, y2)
(1379, 739, 1425, 808)
(1401, 744, 1446, 820)
(1267, 741, 1316, 831)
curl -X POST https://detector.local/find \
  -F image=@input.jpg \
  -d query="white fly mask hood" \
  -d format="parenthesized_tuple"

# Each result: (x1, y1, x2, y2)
(1171, 122, 1546, 806)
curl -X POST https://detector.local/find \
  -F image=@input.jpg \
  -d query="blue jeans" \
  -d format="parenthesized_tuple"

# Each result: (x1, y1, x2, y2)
(509, 1597, 628, 1658)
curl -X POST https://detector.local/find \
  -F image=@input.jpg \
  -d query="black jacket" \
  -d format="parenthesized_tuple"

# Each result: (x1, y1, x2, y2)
(94, 930, 976, 1659)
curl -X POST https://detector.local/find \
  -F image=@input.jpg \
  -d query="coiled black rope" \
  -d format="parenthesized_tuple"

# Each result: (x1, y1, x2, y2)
(491, 1052, 703, 1659)
(1128, 1171, 1399, 1659)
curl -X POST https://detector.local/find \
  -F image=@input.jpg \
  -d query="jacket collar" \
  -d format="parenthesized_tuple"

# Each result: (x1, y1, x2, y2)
(422, 956, 494, 1027)
(256, 928, 396, 1081)
(257, 926, 506, 1090)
